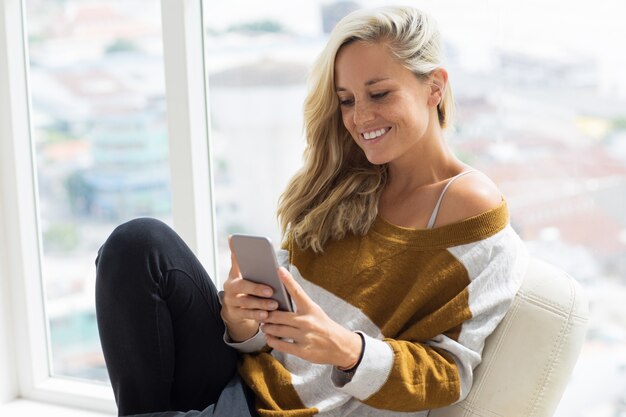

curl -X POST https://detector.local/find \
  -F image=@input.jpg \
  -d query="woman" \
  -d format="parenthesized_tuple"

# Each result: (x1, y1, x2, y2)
(95, 6, 528, 417)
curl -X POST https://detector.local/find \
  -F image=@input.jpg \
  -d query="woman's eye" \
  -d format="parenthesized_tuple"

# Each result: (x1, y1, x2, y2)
(339, 97, 354, 106)
(371, 91, 389, 100)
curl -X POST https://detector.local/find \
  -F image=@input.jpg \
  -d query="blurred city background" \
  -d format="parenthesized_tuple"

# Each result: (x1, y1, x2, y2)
(21, 0, 626, 416)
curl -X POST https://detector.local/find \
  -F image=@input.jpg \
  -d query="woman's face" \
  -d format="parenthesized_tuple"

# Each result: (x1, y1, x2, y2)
(334, 41, 439, 166)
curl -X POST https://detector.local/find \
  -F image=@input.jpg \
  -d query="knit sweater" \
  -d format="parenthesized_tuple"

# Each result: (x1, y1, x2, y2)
(226, 199, 528, 416)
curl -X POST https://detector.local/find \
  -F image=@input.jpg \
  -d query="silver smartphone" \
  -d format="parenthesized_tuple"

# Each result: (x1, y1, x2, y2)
(230, 234, 294, 312)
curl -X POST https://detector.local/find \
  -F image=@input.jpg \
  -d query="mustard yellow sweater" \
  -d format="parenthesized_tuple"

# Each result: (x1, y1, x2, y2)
(226, 200, 528, 416)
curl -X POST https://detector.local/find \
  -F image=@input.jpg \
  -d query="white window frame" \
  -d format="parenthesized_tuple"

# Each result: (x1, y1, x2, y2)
(0, 0, 216, 413)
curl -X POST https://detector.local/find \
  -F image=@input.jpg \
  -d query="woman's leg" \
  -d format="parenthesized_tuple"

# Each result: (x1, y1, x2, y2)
(95, 218, 239, 416)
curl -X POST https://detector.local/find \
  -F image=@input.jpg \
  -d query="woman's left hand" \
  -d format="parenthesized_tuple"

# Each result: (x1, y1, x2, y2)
(260, 267, 362, 369)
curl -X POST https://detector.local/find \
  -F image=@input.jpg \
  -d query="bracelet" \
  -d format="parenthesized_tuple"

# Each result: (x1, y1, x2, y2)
(337, 332, 365, 372)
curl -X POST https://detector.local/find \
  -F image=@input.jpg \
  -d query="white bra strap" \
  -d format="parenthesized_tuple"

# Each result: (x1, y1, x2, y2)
(426, 170, 477, 229)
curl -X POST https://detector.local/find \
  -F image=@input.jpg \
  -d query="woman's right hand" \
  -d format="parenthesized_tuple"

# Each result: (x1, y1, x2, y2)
(220, 236, 280, 342)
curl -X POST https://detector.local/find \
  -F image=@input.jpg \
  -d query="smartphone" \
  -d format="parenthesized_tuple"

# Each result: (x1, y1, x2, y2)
(230, 234, 294, 312)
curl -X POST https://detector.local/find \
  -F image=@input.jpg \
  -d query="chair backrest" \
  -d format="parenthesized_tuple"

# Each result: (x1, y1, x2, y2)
(430, 257, 589, 417)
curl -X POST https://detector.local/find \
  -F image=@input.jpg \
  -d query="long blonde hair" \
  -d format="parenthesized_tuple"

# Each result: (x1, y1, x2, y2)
(278, 6, 454, 253)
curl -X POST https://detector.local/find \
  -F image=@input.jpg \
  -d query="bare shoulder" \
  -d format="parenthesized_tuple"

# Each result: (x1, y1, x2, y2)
(434, 171, 504, 227)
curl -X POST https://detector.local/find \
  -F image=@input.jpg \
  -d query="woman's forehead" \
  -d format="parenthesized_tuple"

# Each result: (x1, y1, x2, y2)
(334, 41, 406, 87)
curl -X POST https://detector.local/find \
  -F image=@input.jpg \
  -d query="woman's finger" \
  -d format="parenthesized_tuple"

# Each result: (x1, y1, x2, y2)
(260, 323, 299, 340)
(227, 235, 241, 278)
(228, 293, 279, 311)
(277, 267, 312, 311)
(263, 310, 298, 325)
(265, 334, 299, 355)
(230, 276, 274, 299)
(225, 304, 271, 322)
(241, 308, 271, 321)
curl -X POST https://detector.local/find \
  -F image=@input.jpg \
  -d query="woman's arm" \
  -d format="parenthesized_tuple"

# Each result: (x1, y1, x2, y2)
(331, 226, 529, 411)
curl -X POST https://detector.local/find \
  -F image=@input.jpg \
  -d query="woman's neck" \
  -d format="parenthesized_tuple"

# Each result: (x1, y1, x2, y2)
(385, 133, 464, 196)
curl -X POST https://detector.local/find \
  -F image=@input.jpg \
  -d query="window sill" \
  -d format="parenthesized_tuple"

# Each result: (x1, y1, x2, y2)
(0, 399, 113, 416)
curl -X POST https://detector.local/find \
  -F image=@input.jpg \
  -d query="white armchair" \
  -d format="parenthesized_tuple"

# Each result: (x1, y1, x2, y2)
(431, 257, 589, 417)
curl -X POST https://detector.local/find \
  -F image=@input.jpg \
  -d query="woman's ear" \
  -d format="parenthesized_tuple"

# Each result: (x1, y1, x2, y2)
(428, 68, 448, 107)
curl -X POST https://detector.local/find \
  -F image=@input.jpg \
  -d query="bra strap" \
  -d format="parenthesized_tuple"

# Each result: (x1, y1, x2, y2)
(426, 170, 477, 229)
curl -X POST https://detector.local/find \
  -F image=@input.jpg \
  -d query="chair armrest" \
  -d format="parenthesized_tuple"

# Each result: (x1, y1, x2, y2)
(430, 257, 589, 417)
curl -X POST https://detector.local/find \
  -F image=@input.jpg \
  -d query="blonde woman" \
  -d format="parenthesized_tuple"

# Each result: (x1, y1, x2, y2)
(96, 6, 528, 417)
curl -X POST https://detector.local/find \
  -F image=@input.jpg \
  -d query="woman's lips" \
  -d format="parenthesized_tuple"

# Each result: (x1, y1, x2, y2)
(361, 127, 391, 141)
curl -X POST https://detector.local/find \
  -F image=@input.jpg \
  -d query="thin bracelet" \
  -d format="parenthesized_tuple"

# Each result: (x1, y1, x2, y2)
(337, 332, 365, 372)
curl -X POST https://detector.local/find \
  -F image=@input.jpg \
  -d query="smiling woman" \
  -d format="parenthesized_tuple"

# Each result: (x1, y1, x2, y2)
(207, 0, 626, 417)
(278, 6, 501, 252)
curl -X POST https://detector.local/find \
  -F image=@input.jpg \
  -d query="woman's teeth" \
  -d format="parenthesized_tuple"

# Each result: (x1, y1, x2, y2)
(363, 128, 389, 140)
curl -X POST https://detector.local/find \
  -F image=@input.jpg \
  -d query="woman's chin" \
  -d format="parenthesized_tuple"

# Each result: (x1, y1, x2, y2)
(363, 153, 389, 166)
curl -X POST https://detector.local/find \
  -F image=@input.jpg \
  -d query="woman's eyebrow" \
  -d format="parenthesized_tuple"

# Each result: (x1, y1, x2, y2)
(365, 77, 390, 86)
(336, 77, 391, 92)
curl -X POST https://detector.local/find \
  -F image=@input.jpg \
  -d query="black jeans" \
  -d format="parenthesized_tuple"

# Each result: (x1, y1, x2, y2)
(95, 218, 256, 416)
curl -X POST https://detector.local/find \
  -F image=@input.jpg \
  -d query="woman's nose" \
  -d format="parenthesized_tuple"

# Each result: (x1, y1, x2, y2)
(353, 100, 374, 125)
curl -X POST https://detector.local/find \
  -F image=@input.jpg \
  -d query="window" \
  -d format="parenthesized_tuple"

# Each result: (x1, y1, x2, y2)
(1, 0, 212, 411)
(203, 0, 319, 282)
(24, 0, 172, 383)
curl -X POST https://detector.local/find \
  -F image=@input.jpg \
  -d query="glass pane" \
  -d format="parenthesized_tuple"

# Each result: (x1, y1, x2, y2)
(24, 0, 172, 382)
(204, 0, 626, 414)
(203, 0, 323, 280)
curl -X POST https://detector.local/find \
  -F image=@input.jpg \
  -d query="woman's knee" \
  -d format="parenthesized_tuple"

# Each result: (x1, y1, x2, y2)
(95, 217, 175, 298)
(97, 217, 173, 262)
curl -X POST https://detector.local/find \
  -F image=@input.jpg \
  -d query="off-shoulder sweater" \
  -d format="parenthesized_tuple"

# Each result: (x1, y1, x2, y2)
(226, 199, 528, 416)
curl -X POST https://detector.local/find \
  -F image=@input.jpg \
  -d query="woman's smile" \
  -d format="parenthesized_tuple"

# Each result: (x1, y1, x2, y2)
(361, 126, 391, 141)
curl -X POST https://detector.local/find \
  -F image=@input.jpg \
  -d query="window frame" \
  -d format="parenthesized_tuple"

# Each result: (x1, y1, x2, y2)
(0, 0, 217, 412)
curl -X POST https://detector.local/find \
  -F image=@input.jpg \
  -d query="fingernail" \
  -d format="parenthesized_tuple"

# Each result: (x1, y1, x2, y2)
(259, 311, 268, 319)
(269, 301, 278, 309)
(263, 288, 273, 297)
